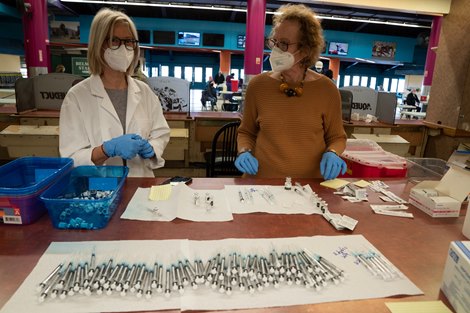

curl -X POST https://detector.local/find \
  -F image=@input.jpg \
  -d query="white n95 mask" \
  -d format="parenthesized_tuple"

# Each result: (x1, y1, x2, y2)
(269, 46, 296, 72)
(104, 45, 134, 73)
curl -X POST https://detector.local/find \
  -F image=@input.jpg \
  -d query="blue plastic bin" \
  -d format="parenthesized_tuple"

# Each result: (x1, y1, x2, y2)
(0, 157, 74, 225)
(40, 166, 128, 230)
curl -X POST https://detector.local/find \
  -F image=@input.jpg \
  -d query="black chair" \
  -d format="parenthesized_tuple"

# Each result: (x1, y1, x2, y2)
(222, 92, 241, 111)
(206, 121, 242, 177)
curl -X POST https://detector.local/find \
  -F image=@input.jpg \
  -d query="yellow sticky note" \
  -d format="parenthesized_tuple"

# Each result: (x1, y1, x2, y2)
(385, 301, 452, 313)
(354, 180, 371, 188)
(149, 184, 172, 201)
(320, 178, 350, 189)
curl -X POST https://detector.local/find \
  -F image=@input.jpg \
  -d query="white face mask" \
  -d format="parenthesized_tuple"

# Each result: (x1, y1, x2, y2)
(104, 45, 134, 73)
(269, 46, 297, 72)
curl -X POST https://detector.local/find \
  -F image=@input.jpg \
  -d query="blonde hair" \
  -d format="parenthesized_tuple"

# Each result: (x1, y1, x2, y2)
(272, 4, 324, 68)
(88, 7, 140, 76)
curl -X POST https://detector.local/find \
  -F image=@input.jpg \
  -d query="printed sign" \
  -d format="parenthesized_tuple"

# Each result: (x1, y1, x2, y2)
(372, 41, 396, 60)
(71, 57, 90, 76)
(340, 86, 378, 117)
(50, 21, 80, 43)
(148, 77, 190, 112)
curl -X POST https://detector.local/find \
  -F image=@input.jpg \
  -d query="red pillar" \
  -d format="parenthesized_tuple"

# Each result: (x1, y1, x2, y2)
(422, 16, 442, 98)
(244, 0, 266, 84)
(22, 0, 49, 77)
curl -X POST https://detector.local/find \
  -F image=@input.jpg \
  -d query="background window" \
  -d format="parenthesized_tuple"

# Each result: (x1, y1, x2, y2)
(161, 66, 169, 77)
(174, 66, 182, 79)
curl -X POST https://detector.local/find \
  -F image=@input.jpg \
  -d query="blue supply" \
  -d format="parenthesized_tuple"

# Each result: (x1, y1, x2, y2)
(0, 157, 74, 225)
(40, 166, 128, 230)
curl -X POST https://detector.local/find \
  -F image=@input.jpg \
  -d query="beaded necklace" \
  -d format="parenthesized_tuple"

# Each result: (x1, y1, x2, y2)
(279, 69, 307, 97)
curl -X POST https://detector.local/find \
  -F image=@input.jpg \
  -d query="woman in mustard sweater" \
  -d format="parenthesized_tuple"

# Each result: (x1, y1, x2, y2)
(235, 4, 347, 180)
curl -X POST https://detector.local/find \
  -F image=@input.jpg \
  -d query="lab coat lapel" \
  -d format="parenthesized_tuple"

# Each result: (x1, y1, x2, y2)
(126, 76, 141, 132)
(89, 75, 121, 124)
(89, 75, 123, 138)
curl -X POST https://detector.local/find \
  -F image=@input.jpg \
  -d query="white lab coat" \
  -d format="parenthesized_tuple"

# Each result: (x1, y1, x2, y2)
(59, 74, 170, 177)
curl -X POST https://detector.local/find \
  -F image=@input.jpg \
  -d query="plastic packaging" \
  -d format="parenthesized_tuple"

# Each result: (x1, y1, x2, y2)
(340, 139, 407, 178)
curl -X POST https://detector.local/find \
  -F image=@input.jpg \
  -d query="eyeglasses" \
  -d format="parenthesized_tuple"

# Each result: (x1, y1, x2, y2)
(266, 38, 298, 52)
(107, 37, 139, 51)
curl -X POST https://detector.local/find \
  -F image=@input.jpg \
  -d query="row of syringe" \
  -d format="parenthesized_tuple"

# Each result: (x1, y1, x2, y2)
(354, 252, 404, 281)
(36, 249, 345, 302)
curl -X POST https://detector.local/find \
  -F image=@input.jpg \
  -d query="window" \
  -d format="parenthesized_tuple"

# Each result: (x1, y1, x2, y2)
(184, 66, 193, 82)
(369, 77, 377, 90)
(343, 75, 351, 87)
(230, 69, 239, 80)
(336, 75, 340, 87)
(205, 67, 213, 82)
(194, 67, 203, 83)
(383, 78, 390, 91)
(390, 78, 398, 93)
(151, 67, 158, 77)
(174, 66, 182, 79)
(352, 76, 360, 86)
(397, 78, 406, 93)
(360, 76, 368, 87)
(161, 65, 169, 77)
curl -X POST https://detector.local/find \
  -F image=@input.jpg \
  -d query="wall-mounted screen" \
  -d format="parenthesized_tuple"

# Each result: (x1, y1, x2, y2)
(328, 42, 349, 55)
(137, 30, 150, 44)
(203, 33, 224, 47)
(153, 30, 175, 45)
(177, 31, 200, 46)
(237, 35, 246, 48)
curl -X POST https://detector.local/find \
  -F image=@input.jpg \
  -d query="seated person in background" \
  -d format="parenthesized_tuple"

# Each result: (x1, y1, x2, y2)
(55, 64, 66, 73)
(406, 89, 421, 112)
(200, 77, 217, 110)
(226, 73, 234, 91)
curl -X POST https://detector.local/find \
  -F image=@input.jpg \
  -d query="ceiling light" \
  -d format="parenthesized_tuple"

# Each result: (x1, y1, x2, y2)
(61, 0, 431, 29)
(61, 0, 248, 13)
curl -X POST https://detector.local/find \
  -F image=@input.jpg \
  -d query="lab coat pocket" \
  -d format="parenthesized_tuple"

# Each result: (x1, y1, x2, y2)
(130, 118, 152, 139)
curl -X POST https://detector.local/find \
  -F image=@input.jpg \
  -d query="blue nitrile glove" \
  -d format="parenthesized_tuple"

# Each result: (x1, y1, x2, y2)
(138, 139, 155, 159)
(103, 134, 144, 160)
(235, 151, 259, 175)
(320, 151, 347, 180)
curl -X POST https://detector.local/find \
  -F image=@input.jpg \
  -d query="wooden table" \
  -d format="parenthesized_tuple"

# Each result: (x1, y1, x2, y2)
(0, 177, 464, 312)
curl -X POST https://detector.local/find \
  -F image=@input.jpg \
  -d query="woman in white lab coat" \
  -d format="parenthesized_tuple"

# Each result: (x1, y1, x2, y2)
(60, 8, 170, 177)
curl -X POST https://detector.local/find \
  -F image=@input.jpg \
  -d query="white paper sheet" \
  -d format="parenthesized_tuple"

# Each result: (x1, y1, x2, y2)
(225, 185, 322, 214)
(121, 184, 233, 222)
(0, 235, 422, 313)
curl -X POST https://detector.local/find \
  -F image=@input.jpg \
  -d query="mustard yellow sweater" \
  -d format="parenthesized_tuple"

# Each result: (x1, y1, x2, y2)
(237, 72, 347, 178)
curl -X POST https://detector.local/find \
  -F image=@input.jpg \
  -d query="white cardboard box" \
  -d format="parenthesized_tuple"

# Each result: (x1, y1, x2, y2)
(441, 241, 470, 313)
(409, 166, 470, 217)
(463, 202, 470, 239)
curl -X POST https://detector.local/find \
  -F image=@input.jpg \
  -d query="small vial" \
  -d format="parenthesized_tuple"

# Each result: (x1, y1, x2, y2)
(284, 177, 292, 190)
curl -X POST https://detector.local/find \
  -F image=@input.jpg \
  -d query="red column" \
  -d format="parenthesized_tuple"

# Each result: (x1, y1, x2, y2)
(422, 16, 442, 98)
(220, 51, 231, 75)
(244, 0, 266, 83)
(22, 0, 49, 77)
(329, 58, 340, 80)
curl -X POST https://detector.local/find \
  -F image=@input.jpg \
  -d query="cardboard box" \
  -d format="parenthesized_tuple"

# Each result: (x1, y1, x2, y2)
(409, 166, 470, 218)
(441, 241, 470, 313)
(351, 133, 410, 156)
(463, 202, 470, 239)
